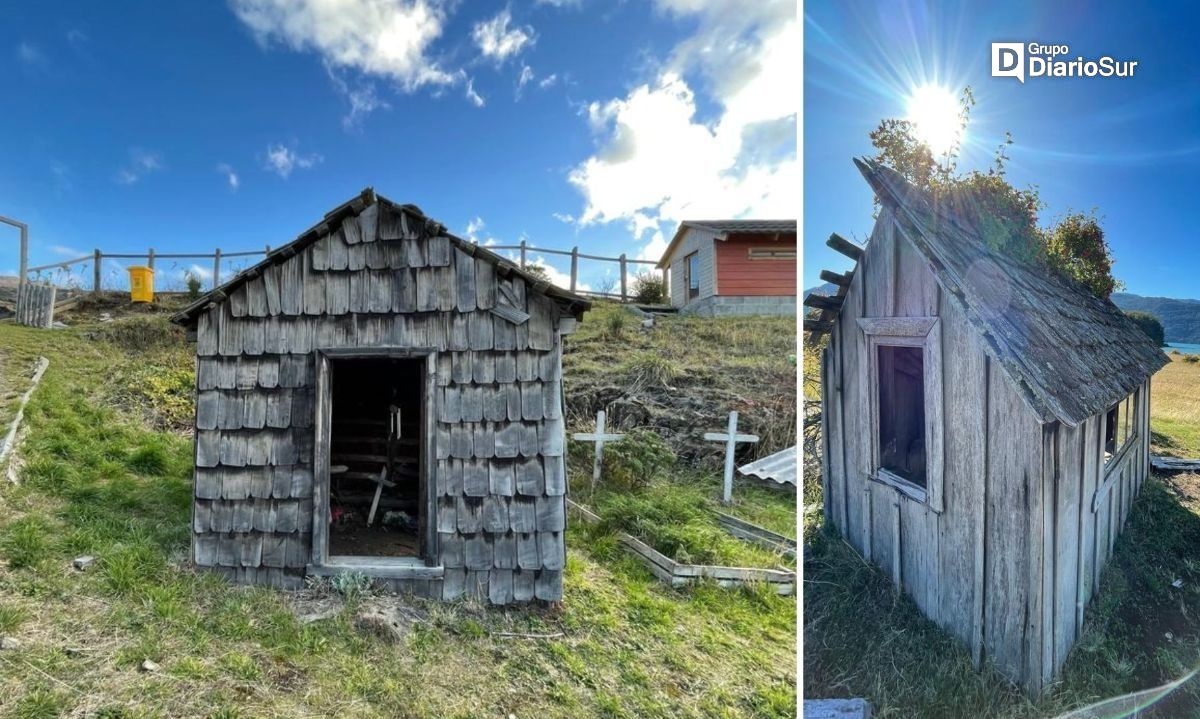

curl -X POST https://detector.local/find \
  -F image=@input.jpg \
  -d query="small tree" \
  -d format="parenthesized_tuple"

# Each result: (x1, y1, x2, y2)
(630, 272, 666, 304)
(522, 263, 551, 282)
(1125, 310, 1166, 346)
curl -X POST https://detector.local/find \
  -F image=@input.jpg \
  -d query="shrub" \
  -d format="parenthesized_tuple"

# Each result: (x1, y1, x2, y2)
(1184, 354, 1200, 364)
(624, 352, 682, 390)
(1124, 310, 1165, 346)
(631, 273, 667, 304)
(185, 271, 203, 299)
(95, 315, 184, 351)
(601, 308, 629, 339)
(602, 429, 675, 490)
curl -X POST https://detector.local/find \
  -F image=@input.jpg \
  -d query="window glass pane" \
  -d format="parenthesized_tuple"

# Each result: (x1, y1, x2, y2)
(687, 254, 700, 289)
(877, 344, 926, 487)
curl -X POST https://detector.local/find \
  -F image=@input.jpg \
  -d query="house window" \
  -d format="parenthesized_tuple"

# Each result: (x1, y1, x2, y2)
(748, 247, 797, 260)
(876, 344, 926, 487)
(684, 252, 700, 299)
(1104, 392, 1136, 463)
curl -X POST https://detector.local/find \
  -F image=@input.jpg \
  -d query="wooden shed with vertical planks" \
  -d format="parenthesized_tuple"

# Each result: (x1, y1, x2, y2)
(808, 159, 1168, 693)
(171, 188, 589, 604)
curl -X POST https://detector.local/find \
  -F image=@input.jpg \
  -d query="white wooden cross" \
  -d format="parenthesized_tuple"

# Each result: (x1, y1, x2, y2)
(704, 411, 759, 504)
(572, 410, 625, 489)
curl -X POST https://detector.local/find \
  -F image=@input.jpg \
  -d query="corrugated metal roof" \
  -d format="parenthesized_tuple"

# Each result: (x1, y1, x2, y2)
(737, 446, 797, 486)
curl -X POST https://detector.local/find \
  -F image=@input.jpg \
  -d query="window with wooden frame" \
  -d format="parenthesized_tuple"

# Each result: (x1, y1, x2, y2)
(747, 247, 797, 260)
(1103, 391, 1137, 464)
(858, 316, 943, 510)
(683, 252, 700, 300)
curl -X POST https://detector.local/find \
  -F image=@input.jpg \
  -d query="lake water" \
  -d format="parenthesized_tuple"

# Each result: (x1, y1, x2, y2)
(1167, 342, 1200, 355)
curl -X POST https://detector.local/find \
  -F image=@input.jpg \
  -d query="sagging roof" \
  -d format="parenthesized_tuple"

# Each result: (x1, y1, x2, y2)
(171, 188, 591, 327)
(855, 157, 1168, 427)
(656, 219, 797, 268)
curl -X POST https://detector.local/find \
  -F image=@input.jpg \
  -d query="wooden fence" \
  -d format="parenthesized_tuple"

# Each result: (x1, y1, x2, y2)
(25, 240, 665, 303)
(14, 283, 56, 328)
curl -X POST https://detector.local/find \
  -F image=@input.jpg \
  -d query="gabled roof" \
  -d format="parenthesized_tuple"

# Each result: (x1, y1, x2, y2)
(855, 158, 1167, 427)
(170, 188, 591, 327)
(656, 219, 797, 268)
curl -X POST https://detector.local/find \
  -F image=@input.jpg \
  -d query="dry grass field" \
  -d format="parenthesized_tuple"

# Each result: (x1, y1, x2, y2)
(1151, 352, 1200, 457)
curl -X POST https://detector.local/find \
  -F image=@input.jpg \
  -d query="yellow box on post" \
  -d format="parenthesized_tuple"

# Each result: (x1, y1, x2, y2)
(128, 266, 154, 303)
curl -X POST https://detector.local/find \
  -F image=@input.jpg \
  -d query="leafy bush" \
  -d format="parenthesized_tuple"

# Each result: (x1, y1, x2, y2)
(185, 271, 203, 299)
(1184, 354, 1200, 364)
(631, 273, 667, 304)
(602, 429, 675, 490)
(113, 363, 195, 430)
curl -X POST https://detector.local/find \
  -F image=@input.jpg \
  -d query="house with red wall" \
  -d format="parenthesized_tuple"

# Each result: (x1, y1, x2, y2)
(656, 220, 796, 315)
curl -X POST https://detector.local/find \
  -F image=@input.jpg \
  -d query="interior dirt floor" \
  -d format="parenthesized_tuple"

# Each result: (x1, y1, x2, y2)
(329, 521, 420, 557)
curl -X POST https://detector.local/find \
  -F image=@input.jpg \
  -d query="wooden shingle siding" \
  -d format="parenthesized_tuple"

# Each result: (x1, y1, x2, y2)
(187, 200, 573, 604)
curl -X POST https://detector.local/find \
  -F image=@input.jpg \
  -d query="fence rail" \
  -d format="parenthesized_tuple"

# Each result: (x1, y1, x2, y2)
(24, 239, 667, 302)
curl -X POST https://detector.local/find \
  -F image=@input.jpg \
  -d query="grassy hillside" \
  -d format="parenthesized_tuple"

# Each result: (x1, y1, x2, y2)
(804, 348, 1200, 717)
(0, 301, 796, 718)
(1112, 292, 1200, 344)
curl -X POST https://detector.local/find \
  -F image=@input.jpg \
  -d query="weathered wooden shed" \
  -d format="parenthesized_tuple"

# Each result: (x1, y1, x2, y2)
(810, 159, 1168, 692)
(171, 189, 589, 604)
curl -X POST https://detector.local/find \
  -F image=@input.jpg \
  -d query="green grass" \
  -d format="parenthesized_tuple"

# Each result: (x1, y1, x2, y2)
(804, 354, 1200, 717)
(0, 316, 796, 717)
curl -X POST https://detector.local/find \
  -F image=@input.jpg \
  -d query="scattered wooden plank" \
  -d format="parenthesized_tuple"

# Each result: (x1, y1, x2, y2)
(0, 356, 49, 472)
(715, 512, 796, 558)
(804, 698, 873, 719)
(1150, 454, 1200, 472)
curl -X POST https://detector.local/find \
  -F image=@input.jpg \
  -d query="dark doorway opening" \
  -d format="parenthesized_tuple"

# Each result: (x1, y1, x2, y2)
(327, 356, 425, 559)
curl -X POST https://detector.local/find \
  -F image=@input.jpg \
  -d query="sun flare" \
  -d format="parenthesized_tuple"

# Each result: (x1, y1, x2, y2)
(905, 85, 962, 156)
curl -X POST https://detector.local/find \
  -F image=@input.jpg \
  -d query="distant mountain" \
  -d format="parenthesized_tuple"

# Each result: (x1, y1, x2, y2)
(802, 282, 837, 299)
(1111, 292, 1200, 344)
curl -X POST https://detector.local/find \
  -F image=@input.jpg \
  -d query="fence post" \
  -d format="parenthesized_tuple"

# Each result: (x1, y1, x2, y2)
(212, 249, 222, 289)
(147, 248, 155, 271)
(519, 240, 527, 269)
(570, 247, 579, 292)
(619, 254, 628, 302)
(93, 249, 102, 294)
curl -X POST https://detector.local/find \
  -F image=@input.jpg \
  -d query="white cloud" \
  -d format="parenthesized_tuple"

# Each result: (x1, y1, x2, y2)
(515, 64, 535, 99)
(464, 76, 485, 107)
(15, 42, 47, 68)
(115, 149, 163, 185)
(217, 163, 240, 190)
(538, 73, 558, 89)
(472, 8, 534, 63)
(230, 0, 453, 90)
(565, 0, 797, 259)
(263, 144, 322, 178)
(326, 63, 391, 128)
(50, 245, 83, 258)
(551, 212, 575, 224)
(462, 217, 497, 246)
(528, 254, 588, 291)
(183, 264, 213, 282)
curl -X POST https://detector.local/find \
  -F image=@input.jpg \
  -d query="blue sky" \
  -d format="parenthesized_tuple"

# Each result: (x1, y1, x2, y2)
(1, 0, 797, 291)
(805, 1, 1200, 299)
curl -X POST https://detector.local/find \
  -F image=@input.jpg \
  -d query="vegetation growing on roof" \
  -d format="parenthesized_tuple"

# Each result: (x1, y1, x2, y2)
(870, 86, 1122, 298)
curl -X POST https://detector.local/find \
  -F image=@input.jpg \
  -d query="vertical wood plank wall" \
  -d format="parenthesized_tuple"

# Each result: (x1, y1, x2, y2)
(822, 211, 1152, 692)
(189, 202, 570, 604)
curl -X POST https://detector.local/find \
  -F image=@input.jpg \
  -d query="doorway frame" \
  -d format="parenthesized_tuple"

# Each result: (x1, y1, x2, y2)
(309, 346, 441, 576)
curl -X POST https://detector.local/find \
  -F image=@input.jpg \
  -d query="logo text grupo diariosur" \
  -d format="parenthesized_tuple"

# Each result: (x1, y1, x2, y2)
(991, 43, 1138, 83)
